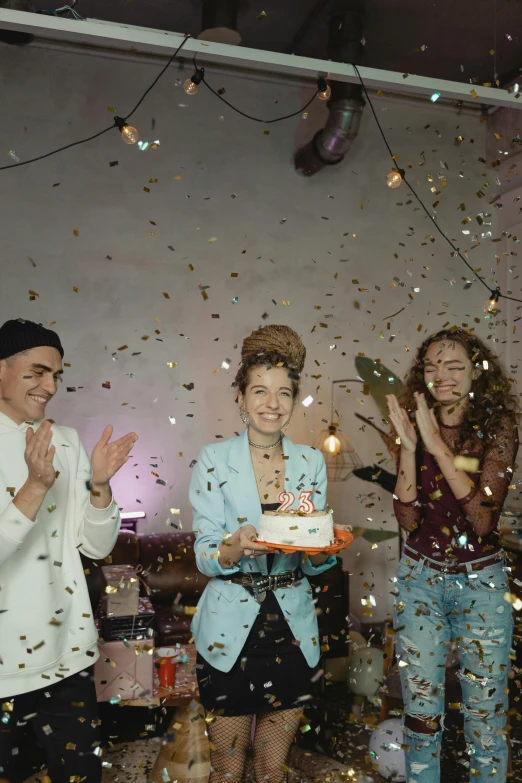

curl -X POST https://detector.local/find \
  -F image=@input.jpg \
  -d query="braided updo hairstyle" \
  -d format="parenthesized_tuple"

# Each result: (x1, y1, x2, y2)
(233, 325, 306, 400)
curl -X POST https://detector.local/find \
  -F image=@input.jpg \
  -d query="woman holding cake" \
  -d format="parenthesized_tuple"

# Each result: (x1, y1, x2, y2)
(190, 324, 336, 783)
(386, 327, 519, 783)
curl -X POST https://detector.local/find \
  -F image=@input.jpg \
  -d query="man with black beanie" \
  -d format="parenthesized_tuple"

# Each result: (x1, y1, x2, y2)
(0, 319, 138, 783)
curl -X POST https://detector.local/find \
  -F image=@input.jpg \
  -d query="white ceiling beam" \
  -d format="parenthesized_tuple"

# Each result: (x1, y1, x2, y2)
(2, 9, 522, 110)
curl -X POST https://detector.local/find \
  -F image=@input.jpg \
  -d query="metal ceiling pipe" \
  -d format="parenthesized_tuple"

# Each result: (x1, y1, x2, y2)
(0, 0, 34, 44)
(295, 6, 365, 176)
(199, 0, 241, 46)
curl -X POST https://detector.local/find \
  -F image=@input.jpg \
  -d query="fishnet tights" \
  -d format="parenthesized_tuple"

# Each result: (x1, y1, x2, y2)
(207, 708, 302, 783)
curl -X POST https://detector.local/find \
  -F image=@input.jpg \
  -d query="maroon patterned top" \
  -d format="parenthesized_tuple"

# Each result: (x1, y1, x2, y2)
(393, 416, 519, 563)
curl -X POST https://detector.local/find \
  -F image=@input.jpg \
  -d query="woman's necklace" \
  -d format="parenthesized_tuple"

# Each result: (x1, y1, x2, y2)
(248, 435, 283, 450)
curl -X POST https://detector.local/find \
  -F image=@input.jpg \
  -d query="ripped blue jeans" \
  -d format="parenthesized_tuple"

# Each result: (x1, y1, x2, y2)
(393, 545, 513, 783)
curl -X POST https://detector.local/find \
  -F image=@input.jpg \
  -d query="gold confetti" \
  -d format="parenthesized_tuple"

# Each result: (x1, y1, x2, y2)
(454, 456, 479, 472)
(504, 592, 522, 610)
(166, 362, 178, 368)
(73, 230, 79, 237)
(257, 10, 267, 20)
(429, 489, 442, 500)
(470, 89, 479, 100)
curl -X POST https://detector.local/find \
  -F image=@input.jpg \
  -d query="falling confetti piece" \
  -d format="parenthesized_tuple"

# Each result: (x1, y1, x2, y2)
(454, 456, 479, 472)
(257, 10, 267, 20)
(73, 230, 79, 237)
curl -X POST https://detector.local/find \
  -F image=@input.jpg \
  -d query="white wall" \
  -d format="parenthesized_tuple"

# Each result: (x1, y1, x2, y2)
(0, 41, 512, 622)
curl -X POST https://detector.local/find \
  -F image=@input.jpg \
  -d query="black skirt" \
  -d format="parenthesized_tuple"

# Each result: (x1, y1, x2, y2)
(196, 588, 318, 716)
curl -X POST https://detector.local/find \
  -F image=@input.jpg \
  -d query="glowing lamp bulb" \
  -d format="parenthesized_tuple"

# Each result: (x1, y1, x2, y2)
(184, 77, 200, 95)
(317, 82, 332, 101)
(121, 124, 138, 144)
(324, 433, 341, 456)
(484, 288, 500, 315)
(386, 170, 403, 188)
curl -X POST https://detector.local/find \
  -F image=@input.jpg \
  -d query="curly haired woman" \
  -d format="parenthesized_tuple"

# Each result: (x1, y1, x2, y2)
(386, 327, 519, 783)
(189, 325, 336, 783)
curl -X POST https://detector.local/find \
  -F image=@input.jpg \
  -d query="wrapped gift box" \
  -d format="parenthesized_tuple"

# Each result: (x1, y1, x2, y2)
(101, 564, 140, 617)
(94, 638, 154, 702)
(100, 596, 156, 641)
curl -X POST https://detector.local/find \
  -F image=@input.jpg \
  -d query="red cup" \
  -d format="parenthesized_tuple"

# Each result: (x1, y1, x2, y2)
(158, 656, 177, 688)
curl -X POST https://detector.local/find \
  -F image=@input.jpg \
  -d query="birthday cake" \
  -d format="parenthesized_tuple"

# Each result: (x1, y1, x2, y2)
(258, 508, 335, 549)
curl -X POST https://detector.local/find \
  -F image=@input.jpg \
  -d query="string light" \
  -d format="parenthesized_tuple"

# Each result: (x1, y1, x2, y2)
(323, 425, 342, 457)
(349, 63, 522, 313)
(317, 77, 332, 101)
(484, 287, 501, 316)
(386, 168, 403, 188)
(118, 120, 139, 144)
(183, 69, 204, 95)
(1, 40, 521, 317)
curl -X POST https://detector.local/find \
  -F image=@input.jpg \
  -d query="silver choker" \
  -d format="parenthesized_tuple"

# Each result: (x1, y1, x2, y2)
(248, 435, 283, 450)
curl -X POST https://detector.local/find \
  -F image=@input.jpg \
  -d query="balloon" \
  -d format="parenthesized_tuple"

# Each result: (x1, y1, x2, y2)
(324, 656, 349, 683)
(348, 631, 367, 653)
(346, 647, 384, 696)
(368, 718, 406, 782)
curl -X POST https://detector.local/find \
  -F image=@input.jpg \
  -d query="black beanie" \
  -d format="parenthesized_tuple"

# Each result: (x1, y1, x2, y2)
(0, 319, 64, 360)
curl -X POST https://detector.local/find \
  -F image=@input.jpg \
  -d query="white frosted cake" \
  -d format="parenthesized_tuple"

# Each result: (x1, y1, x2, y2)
(258, 509, 335, 549)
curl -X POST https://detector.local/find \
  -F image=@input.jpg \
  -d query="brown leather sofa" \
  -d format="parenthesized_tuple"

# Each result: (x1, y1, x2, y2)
(82, 530, 350, 656)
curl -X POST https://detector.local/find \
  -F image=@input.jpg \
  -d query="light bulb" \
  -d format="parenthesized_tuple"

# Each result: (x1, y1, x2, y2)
(317, 83, 332, 101)
(386, 170, 403, 188)
(324, 434, 341, 456)
(484, 288, 500, 315)
(121, 124, 138, 144)
(184, 77, 200, 95)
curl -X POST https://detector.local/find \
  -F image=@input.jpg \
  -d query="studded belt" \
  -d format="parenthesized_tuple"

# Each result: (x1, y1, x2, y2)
(403, 547, 503, 574)
(216, 569, 302, 603)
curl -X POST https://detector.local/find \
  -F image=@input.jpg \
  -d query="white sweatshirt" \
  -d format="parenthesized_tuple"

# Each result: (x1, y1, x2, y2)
(0, 412, 120, 698)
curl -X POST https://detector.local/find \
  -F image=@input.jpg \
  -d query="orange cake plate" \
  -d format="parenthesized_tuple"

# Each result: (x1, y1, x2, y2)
(253, 527, 353, 556)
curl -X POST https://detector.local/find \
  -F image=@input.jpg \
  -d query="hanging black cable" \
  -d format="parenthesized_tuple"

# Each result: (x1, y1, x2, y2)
(350, 63, 522, 307)
(193, 56, 321, 122)
(0, 35, 519, 309)
(0, 35, 192, 171)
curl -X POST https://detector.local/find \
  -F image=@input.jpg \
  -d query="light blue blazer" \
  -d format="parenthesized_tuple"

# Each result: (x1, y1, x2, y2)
(189, 429, 336, 673)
